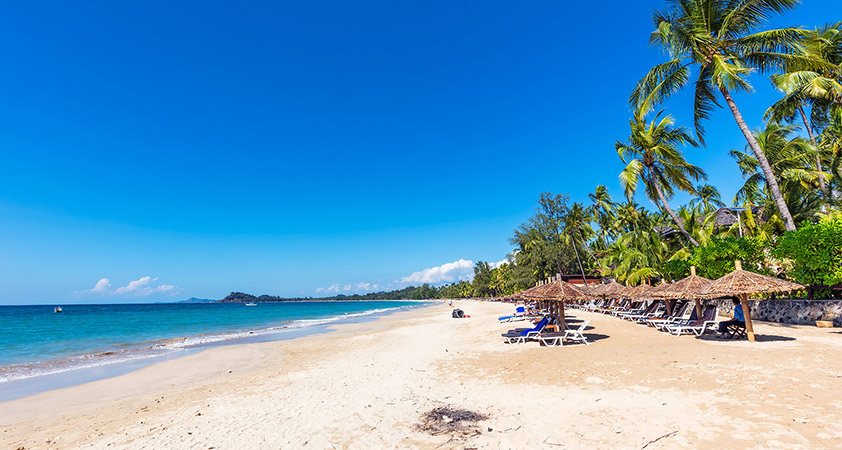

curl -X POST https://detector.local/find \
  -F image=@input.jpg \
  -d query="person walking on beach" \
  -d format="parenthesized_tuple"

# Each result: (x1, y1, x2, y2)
(718, 298, 745, 338)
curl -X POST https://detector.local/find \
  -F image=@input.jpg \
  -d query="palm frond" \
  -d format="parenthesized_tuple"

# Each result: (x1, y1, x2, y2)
(630, 59, 690, 114)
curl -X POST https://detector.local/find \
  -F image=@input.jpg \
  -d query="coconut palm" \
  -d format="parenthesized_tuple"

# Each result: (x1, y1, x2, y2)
(588, 185, 616, 249)
(630, 0, 817, 231)
(730, 122, 824, 211)
(765, 22, 842, 202)
(689, 184, 726, 213)
(613, 201, 644, 234)
(617, 109, 706, 247)
(601, 211, 670, 285)
(565, 202, 597, 263)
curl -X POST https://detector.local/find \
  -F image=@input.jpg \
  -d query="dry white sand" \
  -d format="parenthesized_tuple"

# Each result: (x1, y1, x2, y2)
(2, 301, 842, 449)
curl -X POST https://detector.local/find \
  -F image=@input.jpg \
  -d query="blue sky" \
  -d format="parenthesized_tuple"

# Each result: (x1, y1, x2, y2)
(0, 1, 839, 304)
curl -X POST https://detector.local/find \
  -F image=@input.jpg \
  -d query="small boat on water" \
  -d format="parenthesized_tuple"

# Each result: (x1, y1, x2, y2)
(54, 306, 63, 313)
(244, 302, 257, 306)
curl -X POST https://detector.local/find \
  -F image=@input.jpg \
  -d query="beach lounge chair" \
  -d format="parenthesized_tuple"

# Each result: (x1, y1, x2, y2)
(498, 306, 529, 322)
(653, 303, 698, 330)
(632, 301, 669, 323)
(645, 301, 688, 327)
(603, 299, 625, 315)
(620, 301, 660, 321)
(535, 320, 592, 346)
(506, 316, 549, 333)
(561, 320, 591, 345)
(665, 305, 718, 336)
(501, 317, 549, 344)
(612, 301, 642, 317)
(582, 299, 602, 312)
(597, 299, 619, 314)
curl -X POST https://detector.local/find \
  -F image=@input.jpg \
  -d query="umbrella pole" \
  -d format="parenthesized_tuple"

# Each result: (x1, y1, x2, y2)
(694, 299, 703, 320)
(558, 300, 567, 332)
(740, 294, 756, 343)
(665, 299, 673, 315)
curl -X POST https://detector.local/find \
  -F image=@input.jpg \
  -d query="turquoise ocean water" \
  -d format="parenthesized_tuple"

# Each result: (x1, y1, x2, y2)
(0, 301, 422, 383)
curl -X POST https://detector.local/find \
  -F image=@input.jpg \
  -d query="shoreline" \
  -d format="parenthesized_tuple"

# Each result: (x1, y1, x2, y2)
(0, 301, 433, 401)
(3, 300, 841, 449)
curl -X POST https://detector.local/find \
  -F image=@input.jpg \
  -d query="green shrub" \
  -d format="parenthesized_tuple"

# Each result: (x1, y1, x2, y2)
(661, 258, 691, 281)
(773, 218, 842, 294)
(689, 237, 768, 279)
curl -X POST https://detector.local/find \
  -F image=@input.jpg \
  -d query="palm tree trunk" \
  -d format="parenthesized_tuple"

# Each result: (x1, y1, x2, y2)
(720, 87, 796, 231)
(649, 169, 699, 247)
(576, 229, 597, 262)
(597, 206, 609, 249)
(798, 105, 830, 202)
(569, 230, 588, 286)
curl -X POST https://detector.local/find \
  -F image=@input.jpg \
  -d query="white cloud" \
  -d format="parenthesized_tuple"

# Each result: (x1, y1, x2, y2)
(316, 282, 381, 295)
(76, 278, 113, 294)
(352, 282, 380, 292)
(318, 284, 341, 294)
(400, 259, 475, 284)
(314, 258, 507, 296)
(115, 276, 155, 294)
(76, 276, 180, 297)
(489, 258, 509, 269)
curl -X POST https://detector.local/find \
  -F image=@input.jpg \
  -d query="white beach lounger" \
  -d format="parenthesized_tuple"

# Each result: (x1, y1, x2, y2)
(562, 320, 591, 345)
(653, 303, 696, 330)
(665, 306, 718, 336)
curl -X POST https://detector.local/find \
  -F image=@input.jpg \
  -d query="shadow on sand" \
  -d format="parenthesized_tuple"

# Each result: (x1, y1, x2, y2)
(582, 332, 610, 343)
(696, 334, 796, 343)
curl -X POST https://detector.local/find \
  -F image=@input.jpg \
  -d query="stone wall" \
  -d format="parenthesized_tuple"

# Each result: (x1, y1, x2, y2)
(711, 298, 842, 326)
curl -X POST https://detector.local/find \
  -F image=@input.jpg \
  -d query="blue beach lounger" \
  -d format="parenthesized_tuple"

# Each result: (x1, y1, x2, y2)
(498, 306, 528, 323)
(501, 317, 549, 344)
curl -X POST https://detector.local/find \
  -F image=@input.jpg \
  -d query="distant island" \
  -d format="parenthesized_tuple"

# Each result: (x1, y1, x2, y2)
(219, 285, 443, 303)
(176, 297, 218, 303)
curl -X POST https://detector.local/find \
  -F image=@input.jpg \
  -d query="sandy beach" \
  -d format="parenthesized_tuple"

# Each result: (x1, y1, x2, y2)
(2, 301, 842, 449)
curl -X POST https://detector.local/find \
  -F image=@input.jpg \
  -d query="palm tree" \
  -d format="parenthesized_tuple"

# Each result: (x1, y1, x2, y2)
(689, 184, 725, 213)
(630, 0, 814, 231)
(613, 201, 644, 234)
(730, 122, 824, 220)
(565, 202, 597, 263)
(617, 109, 706, 247)
(600, 211, 670, 285)
(588, 185, 616, 249)
(765, 22, 842, 202)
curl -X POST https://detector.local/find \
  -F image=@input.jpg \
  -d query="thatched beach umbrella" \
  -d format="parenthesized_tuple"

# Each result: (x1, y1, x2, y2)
(623, 282, 675, 315)
(591, 280, 627, 300)
(521, 280, 556, 312)
(654, 266, 712, 318)
(529, 280, 595, 331)
(520, 280, 550, 317)
(698, 261, 805, 342)
(622, 284, 651, 301)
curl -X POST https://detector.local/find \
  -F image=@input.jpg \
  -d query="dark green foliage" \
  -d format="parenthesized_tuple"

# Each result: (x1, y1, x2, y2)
(222, 292, 259, 302)
(661, 259, 691, 281)
(471, 261, 495, 297)
(689, 237, 769, 279)
(220, 284, 446, 302)
(509, 192, 593, 283)
(773, 218, 842, 293)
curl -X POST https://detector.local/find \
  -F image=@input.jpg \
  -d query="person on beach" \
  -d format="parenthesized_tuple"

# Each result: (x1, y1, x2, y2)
(718, 298, 745, 338)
